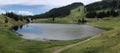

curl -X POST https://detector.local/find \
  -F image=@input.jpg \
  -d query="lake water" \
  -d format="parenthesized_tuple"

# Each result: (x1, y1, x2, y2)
(16, 23, 105, 41)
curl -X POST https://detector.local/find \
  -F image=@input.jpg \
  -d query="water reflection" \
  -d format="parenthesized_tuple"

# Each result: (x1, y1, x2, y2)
(12, 25, 23, 31)
(16, 23, 106, 41)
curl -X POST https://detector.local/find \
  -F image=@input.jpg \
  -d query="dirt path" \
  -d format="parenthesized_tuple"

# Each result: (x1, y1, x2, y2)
(52, 35, 100, 53)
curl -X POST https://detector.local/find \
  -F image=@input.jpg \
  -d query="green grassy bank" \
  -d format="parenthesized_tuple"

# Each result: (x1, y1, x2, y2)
(0, 29, 87, 53)
(61, 17, 120, 53)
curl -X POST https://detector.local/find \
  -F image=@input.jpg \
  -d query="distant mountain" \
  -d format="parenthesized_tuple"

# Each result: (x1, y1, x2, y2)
(33, 2, 84, 18)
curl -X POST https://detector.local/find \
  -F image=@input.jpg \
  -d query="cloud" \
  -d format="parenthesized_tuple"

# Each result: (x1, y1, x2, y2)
(18, 11, 33, 15)
(0, 9, 6, 14)
(0, 10, 33, 15)
(0, 0, 101, 6)
(0, 9, 16, 14)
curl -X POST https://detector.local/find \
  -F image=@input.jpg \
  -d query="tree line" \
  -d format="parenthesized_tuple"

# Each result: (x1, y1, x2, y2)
(86, 10, 119, 18)
(2, 12, 32, 22)
(85, 0, 120, 18)
(85, 0, 120, 12)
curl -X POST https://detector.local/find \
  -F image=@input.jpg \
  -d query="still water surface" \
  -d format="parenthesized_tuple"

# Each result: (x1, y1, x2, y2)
(16, 23, 105, 40)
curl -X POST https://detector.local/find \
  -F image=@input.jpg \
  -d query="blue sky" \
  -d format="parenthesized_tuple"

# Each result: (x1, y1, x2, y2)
(0, 0, 101, 15)
(0, 5, 53, 15)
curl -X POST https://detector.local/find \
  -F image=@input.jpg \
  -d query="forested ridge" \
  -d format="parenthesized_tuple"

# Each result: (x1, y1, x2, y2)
(85, 0, 120, 18)
(33, 2, 84, 19)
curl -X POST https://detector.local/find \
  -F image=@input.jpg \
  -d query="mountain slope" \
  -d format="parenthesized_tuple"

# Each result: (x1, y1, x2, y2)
(85, 0, 120, 18)
(33, 2, 85, 23)
(53, 6, 84, 23)
(33, 2, 84, 18)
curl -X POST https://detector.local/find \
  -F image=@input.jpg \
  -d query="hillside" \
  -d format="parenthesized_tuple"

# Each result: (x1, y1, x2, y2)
(61, 17, 120, 53)
(52, 6, 85, 23)
(85, 0, 120, 18)
(33, 2, 85, 23)
(33, 2, 84, 18)
(86, 0, 120, 12)
(0, 15, 25, 28)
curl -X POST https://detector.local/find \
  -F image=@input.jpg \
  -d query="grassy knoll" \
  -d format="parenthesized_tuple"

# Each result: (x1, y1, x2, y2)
(61, 17, 120, 53)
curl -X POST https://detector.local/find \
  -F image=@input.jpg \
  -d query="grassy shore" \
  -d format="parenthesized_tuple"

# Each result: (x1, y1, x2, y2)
(0, 29, 86, 53)
(61, 17, 120, 53)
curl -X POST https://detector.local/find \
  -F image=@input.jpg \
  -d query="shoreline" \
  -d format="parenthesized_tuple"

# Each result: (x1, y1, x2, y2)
(52, 23, 110, 53)
(12, 23, 106, 42)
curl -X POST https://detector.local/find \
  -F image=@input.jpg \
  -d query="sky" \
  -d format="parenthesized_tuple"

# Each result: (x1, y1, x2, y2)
(0, 0, 101, 15)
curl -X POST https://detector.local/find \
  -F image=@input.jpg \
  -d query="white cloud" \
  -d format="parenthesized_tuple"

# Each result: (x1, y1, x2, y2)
(0, 9, 6, 14)
(18, 11, 33, 15)
(0, 0, 101, 6)
(0, 9, 33, 15)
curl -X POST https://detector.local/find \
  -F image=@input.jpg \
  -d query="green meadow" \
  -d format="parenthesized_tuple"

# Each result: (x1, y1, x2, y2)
(62, 17, 120, 53)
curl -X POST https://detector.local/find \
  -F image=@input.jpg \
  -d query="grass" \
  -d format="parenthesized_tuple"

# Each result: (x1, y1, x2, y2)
(0, 29, 88, 53)
(61, 17, 120, 53)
